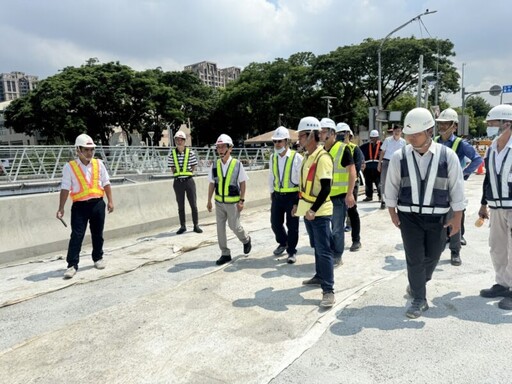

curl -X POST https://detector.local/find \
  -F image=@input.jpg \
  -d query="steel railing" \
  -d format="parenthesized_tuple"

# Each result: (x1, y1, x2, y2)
(0, 145, 273, 183)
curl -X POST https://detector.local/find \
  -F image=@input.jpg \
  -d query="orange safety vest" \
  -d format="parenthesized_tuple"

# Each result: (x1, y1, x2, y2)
(69, 159, 105, 202)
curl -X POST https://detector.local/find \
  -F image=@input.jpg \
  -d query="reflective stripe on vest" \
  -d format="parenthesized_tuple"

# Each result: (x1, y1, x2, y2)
(486, 147, 512, 209)
(434, 136, 463, 166)
(214, 159, 241, 203)
(69, 159, 105, 202)
(272, 150, 299, 193)
(365, 141, 381, 163)
(172, 148, 193, 177)
(397, 145, 450, 215)
(328, 141, 348, 196)
(300, 149, 331, 203)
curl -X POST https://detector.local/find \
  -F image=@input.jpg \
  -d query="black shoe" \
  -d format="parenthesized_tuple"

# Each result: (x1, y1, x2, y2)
(450, 252, 462, 266)
(350, 241, 361, 252)
(362, 197, 372, 202)
(243, 237, 252, 255)
(333, 257, 343, 268)
(273, 245, 286, 256)
(406, 299, 429, 319)
(380, 201, 386, 210)
(302, 277, 322, 286)
(193, 225, 203, 233)
(176, 227, 186, 235)
(460, 237, 467, 246)
(480, 284, 510, 298)
(215, 255, 232, 266)
(498, 296, 512, 310)
(287, 253, 296, 264)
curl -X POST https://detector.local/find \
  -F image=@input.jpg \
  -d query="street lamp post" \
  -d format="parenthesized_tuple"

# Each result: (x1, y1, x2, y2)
(321, 96, 336, 118)
(377, 9, 437, 129)
(148, 131, 155, 147)
(278, 113, 284, 126)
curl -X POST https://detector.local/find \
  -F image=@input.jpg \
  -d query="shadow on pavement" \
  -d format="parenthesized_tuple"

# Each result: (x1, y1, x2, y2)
(25, 265, 95, 282)
(167, 261, 214, 273)
(233, 285, 319, 312)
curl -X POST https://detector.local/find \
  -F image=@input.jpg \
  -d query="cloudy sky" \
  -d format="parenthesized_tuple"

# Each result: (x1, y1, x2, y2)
(2, 0, 511, 106)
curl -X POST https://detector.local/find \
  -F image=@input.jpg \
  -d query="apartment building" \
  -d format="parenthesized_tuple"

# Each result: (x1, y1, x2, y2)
(184, 61, 241, 88)
(0, 71, 39, 102)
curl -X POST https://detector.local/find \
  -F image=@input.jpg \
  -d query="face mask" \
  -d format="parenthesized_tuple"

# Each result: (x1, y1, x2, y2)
(486, 127, 499, 138)
(338, 133, 346, 142)
(274, 146, 286, 155)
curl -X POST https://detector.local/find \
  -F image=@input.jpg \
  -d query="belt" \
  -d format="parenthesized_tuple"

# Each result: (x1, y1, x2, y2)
(274, 191, 298, 196)
(175, 177, 192, 182)
(382, 158, 390, 162)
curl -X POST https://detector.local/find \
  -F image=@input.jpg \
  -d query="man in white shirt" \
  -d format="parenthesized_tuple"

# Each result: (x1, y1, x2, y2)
(207, 134, 251, 265)
(385, 108, 465, 319)
(268, 126, 303, 264)
(378, 124, 406, 209)
(57, 134, 114, 279)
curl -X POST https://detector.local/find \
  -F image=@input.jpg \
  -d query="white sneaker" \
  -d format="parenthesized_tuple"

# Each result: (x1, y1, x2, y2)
(94, 259, 106, 270)
(64, 267, 76, 279)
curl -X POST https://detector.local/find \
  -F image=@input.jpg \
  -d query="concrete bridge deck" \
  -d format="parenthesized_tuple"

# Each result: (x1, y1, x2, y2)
(1, 176, 511, 384)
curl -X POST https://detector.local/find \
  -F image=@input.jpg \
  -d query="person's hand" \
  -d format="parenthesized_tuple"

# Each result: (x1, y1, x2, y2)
(345, 194, 355, 209)
(107, 201, 114, 213)
(207, 201, 212, 212)
(291, 205, 297, 217)
(361, 163, 366, 172)
(237, 201, 244, 212)
(444, 217, 461, 237)
(478, 205, 490, 220)
(305, 209, 316, 221)
(56, 209, 64, 219)
(377, 163, 382, 172)
(388, 208, 400, 228)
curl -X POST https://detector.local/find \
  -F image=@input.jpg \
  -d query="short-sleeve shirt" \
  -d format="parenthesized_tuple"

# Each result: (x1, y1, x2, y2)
(382, 136, 407, 160)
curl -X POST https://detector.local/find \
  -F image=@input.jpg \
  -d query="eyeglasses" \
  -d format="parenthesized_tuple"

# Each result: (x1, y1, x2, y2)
(273, 139, 284, 143)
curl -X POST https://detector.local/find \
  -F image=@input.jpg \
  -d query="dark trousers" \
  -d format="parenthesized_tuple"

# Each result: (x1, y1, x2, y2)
(173, 177, 199, 227)
(398, 211, 447, 300)
(270, 192, 299, 255)
(363, 167, 381, 200)
(447, 209, 466, 254)
(66, 198, 106, 269)
(304, 216, 334, 293)
(346, 182, 361, 243)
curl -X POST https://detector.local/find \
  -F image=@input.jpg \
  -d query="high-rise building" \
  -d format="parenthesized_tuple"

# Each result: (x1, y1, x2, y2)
(184, 61, 240, 88)
(0, 71, 39, 102)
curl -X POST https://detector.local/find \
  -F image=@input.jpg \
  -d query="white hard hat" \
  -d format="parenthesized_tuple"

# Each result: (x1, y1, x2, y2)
(336, 122, 350, 133)
(486, 104, 512, 122)
(75, 133, 96, 148)
(174, 130, 186, 139)
(216, 134, 233, 146)
(297, 116, 321, 132)
(403, 107, 435, 134)
(369, 130, 379, 138)
(436, 108, 459, 123)
(272, 126, 290, 140)
(320, 117, 336, 130)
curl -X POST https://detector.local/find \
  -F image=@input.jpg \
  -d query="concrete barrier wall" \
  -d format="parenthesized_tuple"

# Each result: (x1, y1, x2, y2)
(0, 170, 271, 264)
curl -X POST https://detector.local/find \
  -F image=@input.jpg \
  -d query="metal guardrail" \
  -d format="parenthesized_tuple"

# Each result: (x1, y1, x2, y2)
(0, 145, 272, 183)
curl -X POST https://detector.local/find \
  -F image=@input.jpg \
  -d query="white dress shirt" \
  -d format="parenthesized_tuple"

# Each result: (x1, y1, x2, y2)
(382, 136, 407, 160)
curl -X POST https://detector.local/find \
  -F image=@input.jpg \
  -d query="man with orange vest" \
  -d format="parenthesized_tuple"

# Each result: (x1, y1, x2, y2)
(268, 126, 303, 264)
(57, 134, 114, 279)
(167, 130, 202, 235)
(293, 116, 337, 308)
(207, 134, 251, 266)
(360, 130, 382, 202)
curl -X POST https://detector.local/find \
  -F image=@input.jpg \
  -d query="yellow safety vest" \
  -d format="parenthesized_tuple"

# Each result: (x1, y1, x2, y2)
(272, 150, 299, 193)
(328, 141, 349, 196)
(69, 159, 104, 202)
(300, 149, 332, 203)
(214, 159, 241, 203)
(172, 148, 193, 177)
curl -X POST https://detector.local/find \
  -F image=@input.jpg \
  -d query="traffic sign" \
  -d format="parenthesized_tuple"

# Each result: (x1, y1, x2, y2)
(503, 85, 512, 93)
(489, 85, 502, 96)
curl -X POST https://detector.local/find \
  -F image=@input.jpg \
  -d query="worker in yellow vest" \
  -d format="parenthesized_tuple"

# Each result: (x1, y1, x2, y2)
(167, 130, 202, 234)
(319, 119, 356, 267)
(293, 116, 336, 308)
(207, 134, 251, 265)
(56, 134, 114, 279)
(268, 126, 303, 264)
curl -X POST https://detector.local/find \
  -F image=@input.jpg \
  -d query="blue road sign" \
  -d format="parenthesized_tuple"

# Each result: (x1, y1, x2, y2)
(503, 85, 512, 93)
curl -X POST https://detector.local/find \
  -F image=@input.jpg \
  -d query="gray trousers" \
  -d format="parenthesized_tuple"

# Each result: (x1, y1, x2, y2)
(380, 159, 389, 202)
(489, 208, 512, 288)
(173, 178, 199, 227)
(215, 202, 249, 256)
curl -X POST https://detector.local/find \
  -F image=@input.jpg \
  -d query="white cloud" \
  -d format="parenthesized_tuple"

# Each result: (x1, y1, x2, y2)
(1, 0, 510, 106)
